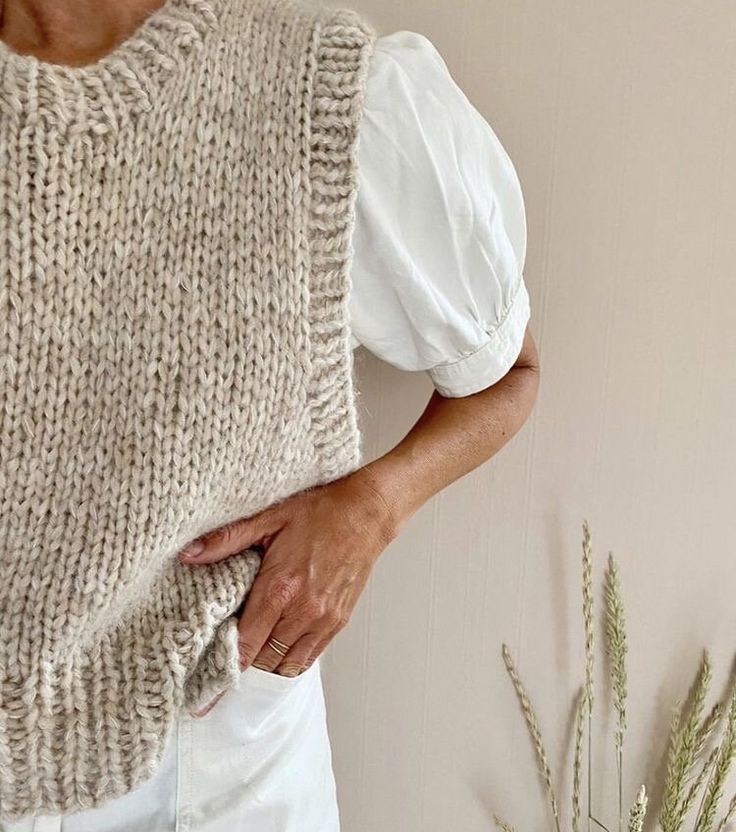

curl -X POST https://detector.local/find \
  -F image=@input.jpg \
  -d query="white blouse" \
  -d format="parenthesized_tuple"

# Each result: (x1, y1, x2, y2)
(349, 30, 531, 398)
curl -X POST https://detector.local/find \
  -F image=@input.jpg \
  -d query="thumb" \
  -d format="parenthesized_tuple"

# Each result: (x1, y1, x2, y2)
(179, 505, 282, 564)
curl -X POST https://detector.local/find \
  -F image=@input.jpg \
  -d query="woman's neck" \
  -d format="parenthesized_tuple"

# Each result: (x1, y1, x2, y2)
(0, 0, 168, 64)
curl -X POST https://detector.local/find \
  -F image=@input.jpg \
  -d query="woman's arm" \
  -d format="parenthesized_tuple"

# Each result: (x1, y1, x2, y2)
(360, 323, 540, 539)
(180, 323, 539, 716)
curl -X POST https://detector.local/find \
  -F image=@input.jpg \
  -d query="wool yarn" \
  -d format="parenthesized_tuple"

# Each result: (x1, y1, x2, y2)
(0, 0, 376, 819)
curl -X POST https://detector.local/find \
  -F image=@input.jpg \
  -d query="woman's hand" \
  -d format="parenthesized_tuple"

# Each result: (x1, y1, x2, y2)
(180, 324, 539, 718)
(178, 466, 402, 717)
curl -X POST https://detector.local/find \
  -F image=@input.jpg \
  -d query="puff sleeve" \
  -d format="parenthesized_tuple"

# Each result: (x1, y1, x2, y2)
(348, 30, 531, 397)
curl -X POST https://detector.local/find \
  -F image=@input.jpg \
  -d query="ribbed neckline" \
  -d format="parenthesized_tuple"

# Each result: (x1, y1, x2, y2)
(0, 0, 222, 134)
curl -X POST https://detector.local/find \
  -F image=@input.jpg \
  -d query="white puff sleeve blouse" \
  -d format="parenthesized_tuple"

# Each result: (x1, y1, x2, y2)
(349, 30, 531, 398)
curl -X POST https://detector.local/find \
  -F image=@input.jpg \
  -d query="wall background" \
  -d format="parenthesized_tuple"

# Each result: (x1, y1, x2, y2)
(320, 1, 736, 830)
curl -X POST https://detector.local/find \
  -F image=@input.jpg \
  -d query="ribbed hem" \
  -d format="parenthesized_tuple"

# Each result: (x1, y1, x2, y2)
(0, 548, 261, 821)
(305, 7, 377, 482)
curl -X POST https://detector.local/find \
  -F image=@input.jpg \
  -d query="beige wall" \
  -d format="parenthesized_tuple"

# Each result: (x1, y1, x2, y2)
(321, 1, 736, 830)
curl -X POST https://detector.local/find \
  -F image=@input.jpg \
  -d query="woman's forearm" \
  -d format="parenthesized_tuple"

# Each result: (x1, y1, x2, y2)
(178, 330, 539, 705)
(357, 325, 540, 538)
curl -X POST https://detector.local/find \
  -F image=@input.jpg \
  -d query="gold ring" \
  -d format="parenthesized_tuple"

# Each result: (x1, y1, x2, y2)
(266, 636, 290, 657)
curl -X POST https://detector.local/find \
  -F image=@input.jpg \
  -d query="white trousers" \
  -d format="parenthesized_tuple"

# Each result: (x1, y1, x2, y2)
(0, 657, 340, 832)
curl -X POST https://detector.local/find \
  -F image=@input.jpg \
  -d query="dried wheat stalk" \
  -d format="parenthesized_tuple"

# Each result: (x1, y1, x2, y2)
(604, 551, 628, 832)
(583, 520, 595, 832)
(716, 793, 736, 832)
(660, 652, 713, 832)
(502, 642, 562, 832)
(573, 686, 588, 832)
(492, 522, 736, 832)
(494, 814, 517, 832)
(628, 785, 648, 832)
(694, 681, 736, 832)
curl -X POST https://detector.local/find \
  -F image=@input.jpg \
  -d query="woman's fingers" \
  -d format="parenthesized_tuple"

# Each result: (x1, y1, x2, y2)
(261, 631, 322, 677)
(235, 570, 295, 671)
(255, 596, 349, 675)
(179, 473, 390, 717)
(178, 505, 282, 564)
(238, 573, 345, 675)
(249, 618, 309, 674)
(190, 690, 225, 719)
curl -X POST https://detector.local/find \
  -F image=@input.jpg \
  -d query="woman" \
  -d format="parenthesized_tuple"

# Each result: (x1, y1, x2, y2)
(0, 0, 539, 829)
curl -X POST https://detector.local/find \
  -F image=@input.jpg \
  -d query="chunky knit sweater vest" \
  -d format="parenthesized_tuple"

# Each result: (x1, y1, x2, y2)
(0, 0, 376, 819)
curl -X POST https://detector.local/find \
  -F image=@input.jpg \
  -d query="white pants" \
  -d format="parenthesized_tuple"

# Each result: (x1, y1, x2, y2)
(0, 657, 340, 832)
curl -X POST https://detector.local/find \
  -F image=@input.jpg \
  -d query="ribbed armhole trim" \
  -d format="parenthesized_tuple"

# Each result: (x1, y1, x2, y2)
(305, 7, 377, 481)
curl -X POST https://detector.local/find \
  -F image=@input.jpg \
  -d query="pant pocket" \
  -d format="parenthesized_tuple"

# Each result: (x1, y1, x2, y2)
(177, 657, 339, 831)
(199, 657, 319, 737)
(244, 659, 318, 692)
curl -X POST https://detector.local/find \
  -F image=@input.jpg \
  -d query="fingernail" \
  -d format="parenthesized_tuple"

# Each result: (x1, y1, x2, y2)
(191, 691, 223, 718)
(180, 539, 205, 558)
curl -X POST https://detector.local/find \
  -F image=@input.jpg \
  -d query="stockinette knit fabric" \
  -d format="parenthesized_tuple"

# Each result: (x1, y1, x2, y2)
(0, 0, 376, 819)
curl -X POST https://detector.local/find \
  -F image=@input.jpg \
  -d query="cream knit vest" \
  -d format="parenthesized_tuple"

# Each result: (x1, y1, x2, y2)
(0, 0, 376, 819)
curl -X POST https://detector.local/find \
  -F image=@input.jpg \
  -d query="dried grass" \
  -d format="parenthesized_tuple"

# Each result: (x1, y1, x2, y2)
(502, 642, 562, 832)
(493, 521, 736, 832)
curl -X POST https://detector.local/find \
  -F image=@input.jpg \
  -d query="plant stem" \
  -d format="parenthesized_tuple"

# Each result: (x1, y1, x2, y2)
(692, 748, 720, 832)
(619, 745, 623, 832)
(588, 708, 593, 832)
(591, 814, 613, 832)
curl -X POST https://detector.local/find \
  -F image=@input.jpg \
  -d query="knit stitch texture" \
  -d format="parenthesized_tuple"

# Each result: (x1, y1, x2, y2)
(0, 0, 376, 819)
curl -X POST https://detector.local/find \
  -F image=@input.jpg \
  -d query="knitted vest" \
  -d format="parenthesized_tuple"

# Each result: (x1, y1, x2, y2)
(0, 0, 376, 819)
